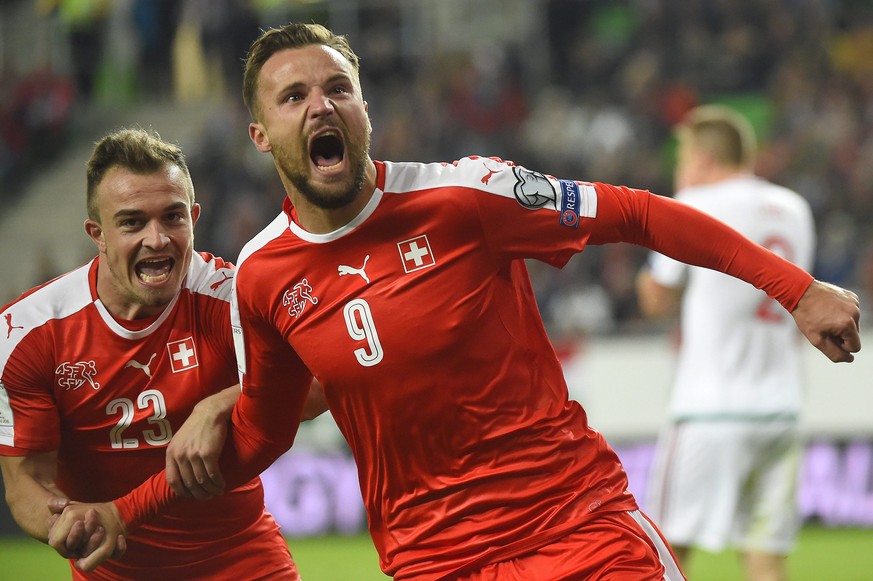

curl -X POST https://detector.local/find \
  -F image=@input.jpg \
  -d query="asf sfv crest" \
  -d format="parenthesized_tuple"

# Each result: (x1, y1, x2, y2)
(56, 361, 101, 391)
(283, 279, 319, 318)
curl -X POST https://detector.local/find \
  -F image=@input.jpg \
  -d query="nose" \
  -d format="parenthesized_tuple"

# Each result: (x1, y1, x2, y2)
(309, 88, 335, 118)
(142, 222, 170, 249)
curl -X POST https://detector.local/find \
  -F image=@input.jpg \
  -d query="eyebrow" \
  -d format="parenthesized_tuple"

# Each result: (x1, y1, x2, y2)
(280, 73, 355, 94)
(112, 202, 188, 221)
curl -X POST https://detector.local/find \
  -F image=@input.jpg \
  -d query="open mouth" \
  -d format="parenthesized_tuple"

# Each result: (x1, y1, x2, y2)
(135, 257, 174, 283)
(310, 130, 345, 171)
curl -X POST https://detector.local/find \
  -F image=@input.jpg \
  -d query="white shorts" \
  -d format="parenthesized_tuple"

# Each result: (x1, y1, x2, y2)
(645, 419, 801, 554)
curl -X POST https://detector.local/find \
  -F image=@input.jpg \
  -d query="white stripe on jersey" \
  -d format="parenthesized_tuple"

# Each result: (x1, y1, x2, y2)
(238, 212, 291, 266)
(0, 382, 13, 446)
(233, 215, 294, 377)
(186, 252, 235, 302)
(0, 262, 93, 376)
(629, 510, 685, 581)
(382, 157, 598, 218)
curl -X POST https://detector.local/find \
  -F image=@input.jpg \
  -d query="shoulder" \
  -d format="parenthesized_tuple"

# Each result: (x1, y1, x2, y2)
(184, 252, 236, 302)
(0, 262, 95, 369)
(758, 179, 812, 211)
(237, 211, 292, 268)
(679, 176, 809, 212)
(741, 177, 814, 226)
(381, 156, 520, 195)
(1, 261, 94, 329)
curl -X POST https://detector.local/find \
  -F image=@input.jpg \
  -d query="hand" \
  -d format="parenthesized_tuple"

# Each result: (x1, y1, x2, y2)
(48, 495, 69, 521)
(47, 496, 69, 538)
(47, 501, 127, 572)
(46, 496, 81, 556)
(792, 280, 861, 362)
(301, 379, 329, 421)
(166, 393, 230, 500)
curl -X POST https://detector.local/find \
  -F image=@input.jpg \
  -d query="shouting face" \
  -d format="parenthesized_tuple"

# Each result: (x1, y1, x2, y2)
(248, 43, 373, 225)
(86, 165, 199, 320)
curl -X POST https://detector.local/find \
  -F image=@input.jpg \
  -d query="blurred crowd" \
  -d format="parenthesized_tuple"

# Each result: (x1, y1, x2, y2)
(2, 0, 872, 339)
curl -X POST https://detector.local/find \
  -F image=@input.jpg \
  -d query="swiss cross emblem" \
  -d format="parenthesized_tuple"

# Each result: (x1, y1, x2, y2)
(167, 337, 198, 373)
(397, 235, 435, 273)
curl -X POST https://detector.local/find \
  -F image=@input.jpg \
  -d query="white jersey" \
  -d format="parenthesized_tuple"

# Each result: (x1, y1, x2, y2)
(647, 175, 815, 419)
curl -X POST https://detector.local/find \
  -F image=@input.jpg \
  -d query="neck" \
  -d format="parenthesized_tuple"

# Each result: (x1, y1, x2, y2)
(682, 166, 749, 191)
(286, 159, 378, 234)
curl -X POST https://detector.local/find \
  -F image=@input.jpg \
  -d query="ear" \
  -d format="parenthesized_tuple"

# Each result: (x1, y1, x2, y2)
(249, 122, 272, 153)
(84, 219, 107, 254)
(191, 202, 201, 226)
(364, 101, 372, 134)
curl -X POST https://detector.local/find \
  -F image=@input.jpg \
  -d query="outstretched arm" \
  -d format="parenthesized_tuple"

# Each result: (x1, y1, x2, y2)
(591, 184, 860, 361)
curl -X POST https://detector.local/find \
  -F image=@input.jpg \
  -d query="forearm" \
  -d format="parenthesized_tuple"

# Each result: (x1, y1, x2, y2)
(116, 381, 305, 529)
(115, 426, 292, 528)
(0, 454, 65, 542)
(6, 478, 65, 541)
(193, 385, 240, 423)
(592, 184, 813, 311)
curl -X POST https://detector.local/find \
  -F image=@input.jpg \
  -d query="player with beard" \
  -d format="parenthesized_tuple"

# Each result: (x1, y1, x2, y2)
(50, 23, 860, 581)
(0, 128, 326, 580)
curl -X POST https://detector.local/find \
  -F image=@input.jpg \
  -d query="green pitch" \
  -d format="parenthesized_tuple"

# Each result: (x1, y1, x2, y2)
(2, 526, 872, 580)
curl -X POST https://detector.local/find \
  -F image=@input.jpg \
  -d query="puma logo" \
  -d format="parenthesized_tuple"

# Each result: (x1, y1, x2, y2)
(5, 313, 24, 339)
(481, 163, 504, 185)
(338, 255, 370, 284)
(125, 353, 157, 378)
(210, 271, 232, 291)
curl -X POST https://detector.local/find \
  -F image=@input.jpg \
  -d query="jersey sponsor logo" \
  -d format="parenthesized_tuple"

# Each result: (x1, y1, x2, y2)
(283, 279, 319, 318)
(124, 352, 157, 378)
(398, 235, 435, 273)
(168, 337, 198, 373)
(56, 361, 101, 391)
(4, 312, 24, 339)
(513, 167, 556, 210)
(338, 255, 371, 284)
(210, 271, 233, 291)
(480, 161, 505, 185)
(558, 180, 580, 228)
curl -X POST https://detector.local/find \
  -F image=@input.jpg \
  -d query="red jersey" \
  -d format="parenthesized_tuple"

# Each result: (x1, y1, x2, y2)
(118, 157, 812, 580)
(0, 253, 297, 580)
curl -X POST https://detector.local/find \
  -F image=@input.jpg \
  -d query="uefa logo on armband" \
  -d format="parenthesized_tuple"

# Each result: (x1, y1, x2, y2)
(558, 180, 580, 229)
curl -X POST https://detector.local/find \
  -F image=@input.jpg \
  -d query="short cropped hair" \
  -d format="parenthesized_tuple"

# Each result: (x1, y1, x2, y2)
(86, 127, 193, 222)
(242, 22, 361, 121)
(677, 105, 757, 169)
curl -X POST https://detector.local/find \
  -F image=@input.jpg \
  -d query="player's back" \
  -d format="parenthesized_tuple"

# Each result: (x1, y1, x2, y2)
(670, 175, 815, 417)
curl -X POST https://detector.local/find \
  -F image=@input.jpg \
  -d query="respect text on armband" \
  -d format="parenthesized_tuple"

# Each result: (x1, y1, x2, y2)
(559, 180, 580, 228)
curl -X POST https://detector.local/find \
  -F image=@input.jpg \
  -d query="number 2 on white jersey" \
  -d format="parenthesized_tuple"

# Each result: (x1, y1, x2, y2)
(343, 299, 384, 367)
(106, 389, 173, 449)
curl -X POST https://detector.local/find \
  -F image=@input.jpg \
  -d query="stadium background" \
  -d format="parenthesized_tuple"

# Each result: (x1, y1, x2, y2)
(1, 0, 872, 577)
